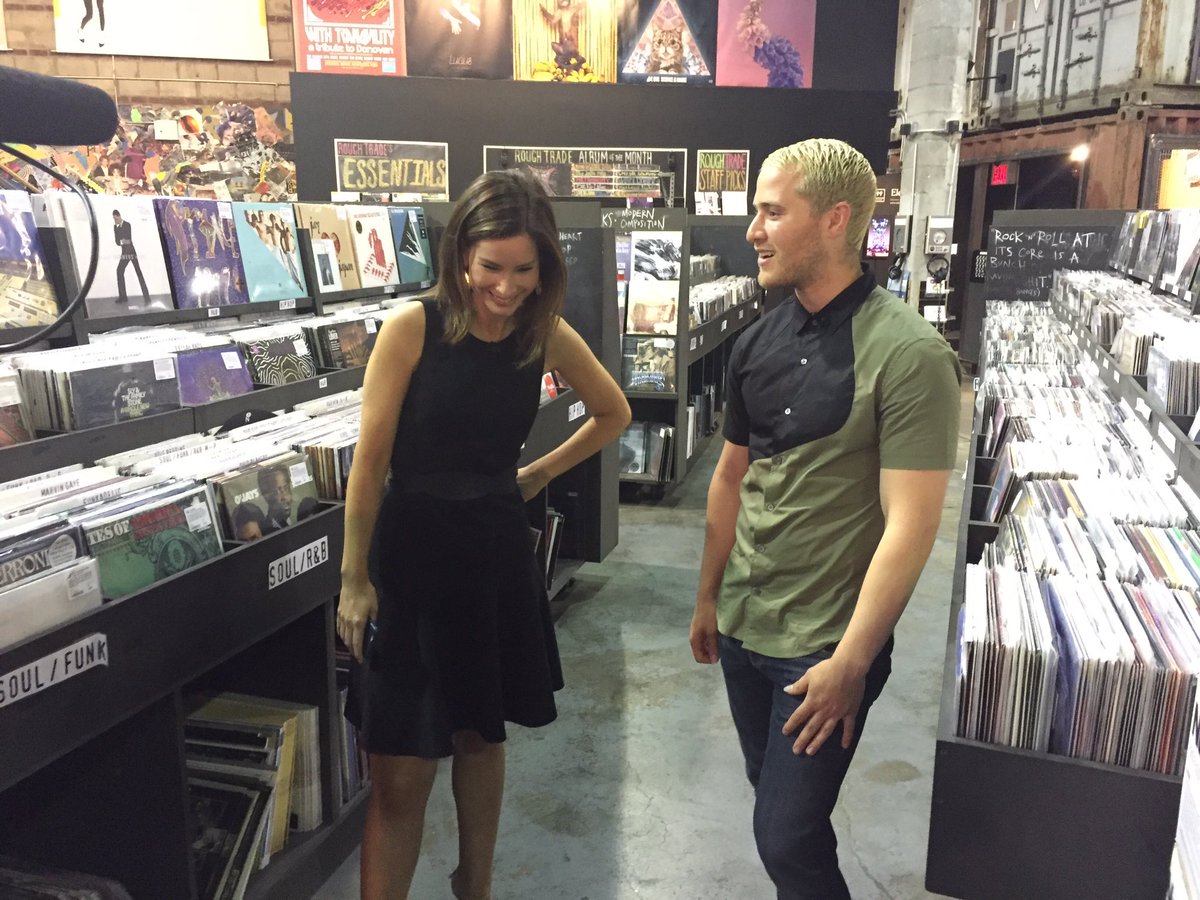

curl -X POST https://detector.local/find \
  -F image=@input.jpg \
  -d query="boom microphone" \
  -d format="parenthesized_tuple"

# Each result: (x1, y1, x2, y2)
(0, 64, 119, 146)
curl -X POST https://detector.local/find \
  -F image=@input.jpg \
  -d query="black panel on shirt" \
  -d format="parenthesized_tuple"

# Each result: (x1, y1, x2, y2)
(724, 269, 875, 463)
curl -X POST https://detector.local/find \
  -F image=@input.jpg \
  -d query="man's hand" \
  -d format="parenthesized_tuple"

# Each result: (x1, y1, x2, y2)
(688, 600, 720, 664)
(781, 657, 866, 755)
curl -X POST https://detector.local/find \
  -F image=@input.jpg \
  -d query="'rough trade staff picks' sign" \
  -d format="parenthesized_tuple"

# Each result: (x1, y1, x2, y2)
(334, 139, 449, 199)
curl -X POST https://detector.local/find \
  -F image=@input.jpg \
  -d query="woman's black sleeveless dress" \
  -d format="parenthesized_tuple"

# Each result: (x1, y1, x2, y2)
(348, 299, 564, 758)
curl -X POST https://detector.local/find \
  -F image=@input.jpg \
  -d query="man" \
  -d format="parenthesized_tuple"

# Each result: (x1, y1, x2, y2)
(112, 209, 150, 304)
(257, 465, 293, 533)
(689, 139, 961, 899)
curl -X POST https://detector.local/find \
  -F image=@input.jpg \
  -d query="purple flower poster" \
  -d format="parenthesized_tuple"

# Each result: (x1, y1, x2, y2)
(716, 0, 814, 89)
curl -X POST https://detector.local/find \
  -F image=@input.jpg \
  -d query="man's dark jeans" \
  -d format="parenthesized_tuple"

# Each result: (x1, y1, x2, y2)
(719, 632, 894, 900)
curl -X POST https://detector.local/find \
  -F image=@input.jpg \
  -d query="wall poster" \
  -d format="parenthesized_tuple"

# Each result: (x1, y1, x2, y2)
(334, 139, 449, 200)
(617, 0, 716, 85)
(405, 0, 513, 79)
(293, 0, 407, 76)
(483, 145, 686, 200)
(512, 0, 618, 83)
(54, 0, 269, 59)
(0, 0, 8, 50)
(715, 0, 814, 88)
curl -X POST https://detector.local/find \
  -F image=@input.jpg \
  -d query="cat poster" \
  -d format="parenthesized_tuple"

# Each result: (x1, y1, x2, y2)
(715, 0, 814, 88)
(617, 0, 716, 86)
(512, 0, 618, 83)
(405, 0, 514, 80)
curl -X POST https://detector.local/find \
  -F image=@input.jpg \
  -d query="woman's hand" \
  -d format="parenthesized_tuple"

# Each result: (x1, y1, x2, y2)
(337, 578, 378, 663)
(517, 463, 552, 501)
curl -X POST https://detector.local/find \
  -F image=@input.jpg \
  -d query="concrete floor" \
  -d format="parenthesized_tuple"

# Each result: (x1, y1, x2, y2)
(314, 387, 972, 900)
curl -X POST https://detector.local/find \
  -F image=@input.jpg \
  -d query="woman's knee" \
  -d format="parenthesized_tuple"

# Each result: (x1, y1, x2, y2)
(369, 754, 437, 816)
(452, 730, 502, 756)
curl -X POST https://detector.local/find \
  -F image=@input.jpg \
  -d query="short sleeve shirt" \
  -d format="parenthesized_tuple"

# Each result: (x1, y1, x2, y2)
(720, 271, 962, 658)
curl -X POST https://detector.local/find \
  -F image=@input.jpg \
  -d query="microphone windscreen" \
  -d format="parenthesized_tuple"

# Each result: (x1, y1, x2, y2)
(0, 65, 119, 147)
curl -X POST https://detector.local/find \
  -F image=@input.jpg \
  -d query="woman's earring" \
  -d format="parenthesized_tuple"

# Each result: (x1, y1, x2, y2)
(535, 283, 542, 296)
(464, 272, 472, 286)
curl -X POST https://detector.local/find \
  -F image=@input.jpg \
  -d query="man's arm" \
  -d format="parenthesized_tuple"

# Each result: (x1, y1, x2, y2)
(689, 440, 749, 664)
(781, 467, 951, 753)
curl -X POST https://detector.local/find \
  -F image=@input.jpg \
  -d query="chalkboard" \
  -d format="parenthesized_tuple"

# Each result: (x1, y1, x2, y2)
(559, 227, 604, 353)
(985, 223, 1120, 301)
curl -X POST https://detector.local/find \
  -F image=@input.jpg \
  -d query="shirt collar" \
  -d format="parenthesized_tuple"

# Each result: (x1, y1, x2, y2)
(791, 265, 876, 334)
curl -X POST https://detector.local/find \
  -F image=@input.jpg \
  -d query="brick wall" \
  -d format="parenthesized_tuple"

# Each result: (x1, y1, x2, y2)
(1, 0, 296, 106)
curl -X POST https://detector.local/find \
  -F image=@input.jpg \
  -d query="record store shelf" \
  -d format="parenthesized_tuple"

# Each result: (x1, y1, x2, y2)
(79, 296, 318, 332)
(0, 387, 600, 898)
(0, 367, 371, 481)
(684, 299, 759, 367)
(925, 299, 1192, 900)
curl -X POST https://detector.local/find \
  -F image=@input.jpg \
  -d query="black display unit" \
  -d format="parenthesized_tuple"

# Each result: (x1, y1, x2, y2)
(0, 200, 617, 897)
(925, 291, 1194, 900)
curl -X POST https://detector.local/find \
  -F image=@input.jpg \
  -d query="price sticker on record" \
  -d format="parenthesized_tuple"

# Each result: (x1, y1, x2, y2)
(279, 298, 296, 311)
(208, 307, 221, 318)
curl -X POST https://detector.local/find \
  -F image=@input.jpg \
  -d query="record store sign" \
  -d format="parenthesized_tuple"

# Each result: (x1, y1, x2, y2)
(334, 139, 449, 199)
(0, 633, 109, 709)
(268, 536, 330, 590)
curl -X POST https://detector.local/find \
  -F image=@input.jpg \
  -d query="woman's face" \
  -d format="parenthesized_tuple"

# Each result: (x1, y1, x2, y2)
(464, 234, 540, 325)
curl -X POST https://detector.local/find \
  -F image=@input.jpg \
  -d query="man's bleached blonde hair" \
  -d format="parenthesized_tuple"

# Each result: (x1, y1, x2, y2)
(762, 139, 877, 259)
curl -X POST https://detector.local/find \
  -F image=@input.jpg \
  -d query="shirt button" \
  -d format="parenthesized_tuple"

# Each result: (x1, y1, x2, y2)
(774, 456, 783, 465)
(784, 407, 791, 415)
(766, 503, 775, 511)
(753, 587, 763, 597)
(755, 544, 766, 553)
(800, 358, 808, 365)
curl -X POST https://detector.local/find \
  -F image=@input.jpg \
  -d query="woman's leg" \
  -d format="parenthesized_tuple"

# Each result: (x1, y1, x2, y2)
(449, 730, 505, 900)
(361, 753, 438, 900)
(79, 0, 93, 29)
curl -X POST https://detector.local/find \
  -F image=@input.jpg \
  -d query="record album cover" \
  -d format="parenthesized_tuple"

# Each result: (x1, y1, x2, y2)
(345, 206, 399, 288)
(83, 487, 223, 599)
(618, 0, 715, 85)
(156, 198, 250, 309)
(389, 207, 435, 287)
(215, 454, 321, 541)
(295, 203, 361, 291)
(0, 190, 58, 328)
(58, 194, 176, 318)
(67, 359, 183, 430)
(240, 335, 318, 386)
(175, 345, 255, 406)
(232, 202, 308, 302)
(322, 319, 378, 369)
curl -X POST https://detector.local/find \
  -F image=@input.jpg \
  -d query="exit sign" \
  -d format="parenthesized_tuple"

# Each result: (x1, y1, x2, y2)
(991, 163, 1010, 185)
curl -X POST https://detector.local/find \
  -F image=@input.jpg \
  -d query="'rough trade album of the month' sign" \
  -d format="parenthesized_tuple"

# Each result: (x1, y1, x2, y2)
(334, 139, 449, 199)
(484, 146, 686, 200)
(0, 633, 109, 709)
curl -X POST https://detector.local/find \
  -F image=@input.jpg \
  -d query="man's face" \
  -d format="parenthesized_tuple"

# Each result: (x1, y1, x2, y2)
(262, 472, 291, 517)
(746, 165, 828, 292)
(237, 520, 263, 541)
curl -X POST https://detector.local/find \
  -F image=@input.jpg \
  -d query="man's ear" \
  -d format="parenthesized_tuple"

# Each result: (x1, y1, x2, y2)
(824, 201, 853, 239)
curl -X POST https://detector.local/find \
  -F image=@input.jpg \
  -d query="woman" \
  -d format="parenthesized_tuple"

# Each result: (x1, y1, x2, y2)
(338, 170, 631, 900)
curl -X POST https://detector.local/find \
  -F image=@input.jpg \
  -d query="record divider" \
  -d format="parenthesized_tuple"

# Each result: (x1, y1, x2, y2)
(925, 290, 1193, 900)
(0, 206, 618, 898)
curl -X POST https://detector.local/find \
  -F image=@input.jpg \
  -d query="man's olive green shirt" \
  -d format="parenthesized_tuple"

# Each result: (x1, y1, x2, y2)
(719, 272, 961, 658)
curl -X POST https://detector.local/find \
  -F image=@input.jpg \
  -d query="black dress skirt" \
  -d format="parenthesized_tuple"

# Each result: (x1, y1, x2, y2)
(347, 300, 564, 759)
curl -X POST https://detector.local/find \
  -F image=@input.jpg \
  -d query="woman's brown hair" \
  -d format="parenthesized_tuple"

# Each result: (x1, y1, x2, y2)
(434, 169, 566, 368)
